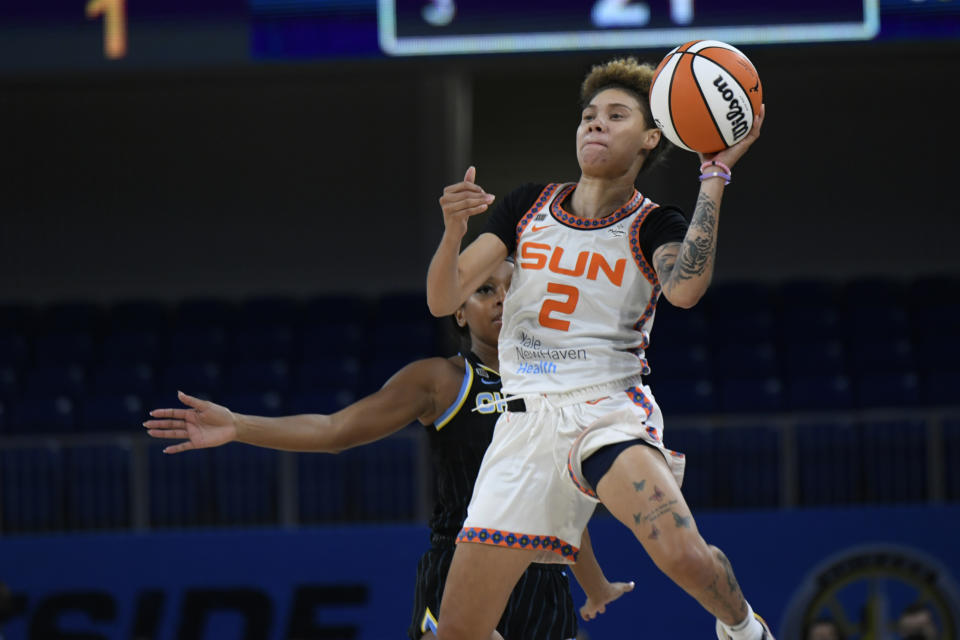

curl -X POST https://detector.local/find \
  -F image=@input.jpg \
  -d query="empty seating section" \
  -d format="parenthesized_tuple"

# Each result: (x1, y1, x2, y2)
(0, 275, 957, 532)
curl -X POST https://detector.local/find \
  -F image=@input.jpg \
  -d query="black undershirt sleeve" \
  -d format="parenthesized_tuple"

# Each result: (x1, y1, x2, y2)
(481, 183, 546, 255)
(638, 205, 689, 267)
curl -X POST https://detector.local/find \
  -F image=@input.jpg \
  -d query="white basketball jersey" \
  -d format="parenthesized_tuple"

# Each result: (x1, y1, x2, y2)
(500, 183, 663, 395)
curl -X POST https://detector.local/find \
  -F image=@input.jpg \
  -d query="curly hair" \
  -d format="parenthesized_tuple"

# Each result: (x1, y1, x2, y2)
(580, 57, 672, 173)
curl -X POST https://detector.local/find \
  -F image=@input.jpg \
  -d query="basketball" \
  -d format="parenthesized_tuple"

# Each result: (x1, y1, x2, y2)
(649, 40, 763, 154)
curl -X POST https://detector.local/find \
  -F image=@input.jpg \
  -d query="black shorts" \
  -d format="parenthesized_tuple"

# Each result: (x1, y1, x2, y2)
(407, 541, 579, 640)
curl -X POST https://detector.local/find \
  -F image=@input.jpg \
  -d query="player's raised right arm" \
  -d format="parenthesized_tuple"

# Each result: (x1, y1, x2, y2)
(426, 166, 507, 317)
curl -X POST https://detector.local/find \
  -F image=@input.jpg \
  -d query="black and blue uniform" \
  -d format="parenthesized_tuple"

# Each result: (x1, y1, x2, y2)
(407, 351, 578, 640)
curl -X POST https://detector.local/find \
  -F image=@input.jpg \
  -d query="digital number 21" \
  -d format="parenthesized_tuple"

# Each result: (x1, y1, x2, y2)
(591, 0, 693, 28)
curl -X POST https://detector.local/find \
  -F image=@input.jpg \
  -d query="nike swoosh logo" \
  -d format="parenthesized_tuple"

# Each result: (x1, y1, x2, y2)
(531, 225, 552, 232)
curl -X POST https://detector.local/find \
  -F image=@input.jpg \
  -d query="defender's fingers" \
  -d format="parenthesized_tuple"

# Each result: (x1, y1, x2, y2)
(147, 428, 190, 440)
(163, 442, 195, 454)
(147, 408, 191, 420)
(143, 419, 187, 429)
(464, 165, 476, 183)
(177, 390, 207, 410)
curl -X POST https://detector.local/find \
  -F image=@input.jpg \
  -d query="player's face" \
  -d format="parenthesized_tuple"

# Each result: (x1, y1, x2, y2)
(461, 261, 513, 348)
(576, 87, 660, 180)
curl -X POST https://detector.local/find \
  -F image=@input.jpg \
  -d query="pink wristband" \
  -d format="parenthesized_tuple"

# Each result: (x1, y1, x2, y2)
(699, 159, 732, 175)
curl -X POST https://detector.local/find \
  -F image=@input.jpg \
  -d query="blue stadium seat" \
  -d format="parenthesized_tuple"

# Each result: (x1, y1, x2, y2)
(100, 330, 162, 365)
(301, 324, 365, 359)
(843, 306, 910, 342)
(945, 420, 960, 502)
(92, 362, 156, 395)
(33, 331, 96, 365)
(843, 278, 906, 310)
(710, 308, 777, 344)
(920, 371, 960, 406)
(229, 326, 296, 360)
(298, 452, 350, 523)
(370, 321, 436, 361)
(149, 443, 215, 528)
(0, 364, 20, 401)
(847, 338, 916, 375)
(65, 445, 131, 530)
(650, 378, 717, 415)
(0, 333, 30, 367)
(713, 425, 781, 508)
(109, 300, 170, 332)
(782, 339, 846, 378)
(915, 335, 960, 374)
(361, 357, 415, 395)
(777, 306, 843, 342)
(294, 358, 362, 393)
(211, 444, 278, 525)
(375, 292, 433, 325)
(796, 421, 862, 505)
(662, 426, 715, 509)
(861, 420, 927, 504)
(218, 391, 284, 416)
(649, 302, 708, 346)
(158, 361, 223, 398)
(9, 393, 77, 434)
(718, 377, 784, 413)
(0, 302, 36, 332)
(351, 433, 417, 521)
(854, 372, 920, 409)
(77, 394, 144, 432)
(41, 301, 103, 333)
(225, 359, 290, 394)
(908, 275, 960, 309)
(713, 341, 779, 378)
(778, 280, 839, 311)
(0, 446, 65, 532)
(165, 328, 229, 363)
(174, 298, 237, 329)
(646, 342, 711, 380)
(238, 295, 300, 328)
(303, 295, 370, 328)
(909, 303, 960, 339)
(786, 375, 854, 412)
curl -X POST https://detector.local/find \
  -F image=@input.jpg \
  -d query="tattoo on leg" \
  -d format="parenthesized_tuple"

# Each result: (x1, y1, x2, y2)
(715, 549, 742, 597)
(672, 511, 691, 529)
(633, 480, 646, 492)
(649, 485, 664, 502)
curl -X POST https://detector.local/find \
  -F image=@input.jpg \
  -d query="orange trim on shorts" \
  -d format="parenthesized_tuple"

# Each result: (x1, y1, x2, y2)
(457, 527, 579, 562)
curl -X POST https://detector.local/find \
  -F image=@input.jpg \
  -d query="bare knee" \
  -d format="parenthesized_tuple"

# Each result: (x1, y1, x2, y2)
(653, 537, 716, 589)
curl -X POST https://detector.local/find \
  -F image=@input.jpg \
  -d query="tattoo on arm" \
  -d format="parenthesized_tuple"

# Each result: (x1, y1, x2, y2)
(656, 192, 719, 294)
(633, 480, 646, 492)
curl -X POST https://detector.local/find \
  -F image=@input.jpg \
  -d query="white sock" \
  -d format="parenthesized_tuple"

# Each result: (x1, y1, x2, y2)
(719, 602, 764, 640)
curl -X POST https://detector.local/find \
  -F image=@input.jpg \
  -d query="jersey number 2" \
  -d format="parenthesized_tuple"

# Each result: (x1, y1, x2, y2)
(538, 282, 579, 331)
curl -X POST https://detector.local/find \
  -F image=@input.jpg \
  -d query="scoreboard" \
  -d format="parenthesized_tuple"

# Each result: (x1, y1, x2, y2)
(0, 0, 956, 72)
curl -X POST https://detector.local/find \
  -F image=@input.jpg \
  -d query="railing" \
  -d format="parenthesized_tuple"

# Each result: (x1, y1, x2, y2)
(1, 406, 958, 534)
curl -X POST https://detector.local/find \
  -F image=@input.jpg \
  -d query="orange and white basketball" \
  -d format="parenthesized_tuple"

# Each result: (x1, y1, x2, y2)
(649, 40, 763, 154)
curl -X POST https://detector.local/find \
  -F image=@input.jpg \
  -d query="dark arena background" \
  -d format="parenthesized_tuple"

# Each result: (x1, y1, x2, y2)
(1, 1, 959, 638)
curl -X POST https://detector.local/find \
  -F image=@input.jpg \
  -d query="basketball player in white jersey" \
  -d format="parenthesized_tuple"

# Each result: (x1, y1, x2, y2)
(425, 58, 771, 640)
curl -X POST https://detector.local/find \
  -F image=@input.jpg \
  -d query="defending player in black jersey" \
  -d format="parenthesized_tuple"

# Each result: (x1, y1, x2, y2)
(144, 259, 634, 640)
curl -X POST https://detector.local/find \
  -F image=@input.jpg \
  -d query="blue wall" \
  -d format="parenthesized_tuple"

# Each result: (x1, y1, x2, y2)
(3, 506, 959, 639)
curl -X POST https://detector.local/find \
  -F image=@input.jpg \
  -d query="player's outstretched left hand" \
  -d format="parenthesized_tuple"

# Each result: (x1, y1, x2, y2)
(143, 390, 237, 454)
(579, 580, 635, 621)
